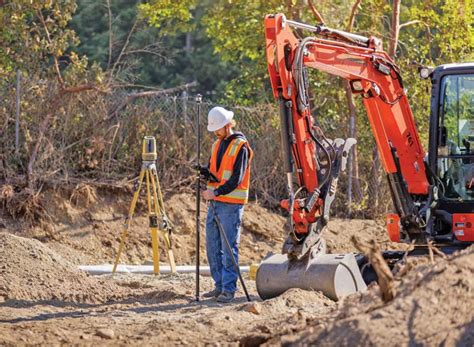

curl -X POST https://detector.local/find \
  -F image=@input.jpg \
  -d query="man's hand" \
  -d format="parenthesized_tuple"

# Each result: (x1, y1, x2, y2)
(196, 165, 220, 183)
(202, 188, 216, 201)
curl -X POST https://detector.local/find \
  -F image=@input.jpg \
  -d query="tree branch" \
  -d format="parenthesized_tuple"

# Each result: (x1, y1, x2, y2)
(399, 20, 424, 29)
(347, 0, 362, 31)
(307, 0, 325, 24)
(106, 81, 198, 121)
(37, 10, 64, 87)
(110, 17, 138, 77)
(62, 83, 99, 94)
(388, 0, 401, 58)
(122, 42, 168, 61)
(107, 83, 165, 90)
(125, 82, 197, 100)
(106, 0, 113, 69)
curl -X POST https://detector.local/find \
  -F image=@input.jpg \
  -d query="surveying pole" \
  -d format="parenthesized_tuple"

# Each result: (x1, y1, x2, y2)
(195, 94, 202, 301)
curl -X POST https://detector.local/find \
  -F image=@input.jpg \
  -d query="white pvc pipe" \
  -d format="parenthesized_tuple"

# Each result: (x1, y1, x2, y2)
(79, 264, 250, 276)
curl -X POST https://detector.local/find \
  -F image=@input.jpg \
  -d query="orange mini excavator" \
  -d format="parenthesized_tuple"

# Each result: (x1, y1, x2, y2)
(256, 14, 474, 300)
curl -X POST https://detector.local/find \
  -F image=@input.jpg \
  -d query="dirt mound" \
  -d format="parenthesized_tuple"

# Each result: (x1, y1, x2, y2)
(166, 192, 285, 264)
(10, 188, 389, 268)
(276, 246, 474, 346)
(259, 288, 335, 316)
(0, 233, 126, 304)
(2, 187, 393, 268)
(324, 218, 397, 253)
(3, 189, 290, 266)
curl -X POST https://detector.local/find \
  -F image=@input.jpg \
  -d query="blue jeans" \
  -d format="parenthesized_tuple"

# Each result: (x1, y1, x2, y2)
(206, 201, 244, 294)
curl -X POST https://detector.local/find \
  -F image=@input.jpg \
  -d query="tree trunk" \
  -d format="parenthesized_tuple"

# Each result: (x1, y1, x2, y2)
(371, 0, 400, 215)
(345, 0, 364, 209)
(388, 0, 401, 58)
(185, 33, 192, 52)
(344, 81, 363, 202)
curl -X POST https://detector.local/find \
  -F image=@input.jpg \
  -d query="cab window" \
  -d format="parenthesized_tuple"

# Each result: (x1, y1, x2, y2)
(438, 74, 474, 201)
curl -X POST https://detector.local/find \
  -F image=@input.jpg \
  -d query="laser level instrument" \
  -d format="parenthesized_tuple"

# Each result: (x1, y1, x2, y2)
(112, 136, 177, 275)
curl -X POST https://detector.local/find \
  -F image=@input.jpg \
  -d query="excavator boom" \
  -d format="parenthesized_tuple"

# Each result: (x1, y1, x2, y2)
(265, 13, 429, 247)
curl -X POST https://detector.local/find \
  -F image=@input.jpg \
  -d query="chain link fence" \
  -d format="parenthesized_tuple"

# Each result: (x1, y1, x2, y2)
(0, 75, 391, 218)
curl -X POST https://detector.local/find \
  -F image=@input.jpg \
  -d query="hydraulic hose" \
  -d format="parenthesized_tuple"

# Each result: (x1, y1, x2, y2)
(279, 95, 294, 174)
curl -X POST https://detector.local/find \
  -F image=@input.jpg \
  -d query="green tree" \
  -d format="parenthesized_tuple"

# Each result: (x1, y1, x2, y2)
(0, 0, 89, 81)
(0, 1, 101, 187)
(70, 0, 237, 98)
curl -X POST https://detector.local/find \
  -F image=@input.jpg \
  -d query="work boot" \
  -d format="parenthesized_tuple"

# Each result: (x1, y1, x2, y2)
(202, 288, 221, 298)
(216, 292, 234, 303)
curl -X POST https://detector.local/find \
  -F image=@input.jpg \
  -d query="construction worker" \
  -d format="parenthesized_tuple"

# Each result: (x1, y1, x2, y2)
(202, 106, 253, 303)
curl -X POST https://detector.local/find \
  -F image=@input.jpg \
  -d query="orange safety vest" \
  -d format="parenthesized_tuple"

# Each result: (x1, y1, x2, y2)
(207, 137, 254, 204)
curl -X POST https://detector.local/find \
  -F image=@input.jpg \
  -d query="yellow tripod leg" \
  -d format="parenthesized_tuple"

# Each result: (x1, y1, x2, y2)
(150, 168, 177, 273)
(163, 233, 177, 273)
(113, 169, 145, 274)
(146, 170, 160, 275)
(155, 172, 177, 266)
(153, 167, 166, 216)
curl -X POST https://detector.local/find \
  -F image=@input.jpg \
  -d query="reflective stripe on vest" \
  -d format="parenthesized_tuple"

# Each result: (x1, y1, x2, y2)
(207, 136, 253, 204)
(225, 189, 249, 199)
(222, 170, 232, 180)
(228, 139, 243, 156)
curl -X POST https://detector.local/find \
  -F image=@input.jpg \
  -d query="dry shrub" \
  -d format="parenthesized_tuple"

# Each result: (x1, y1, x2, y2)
(0, 184, 14, 207)
(70, 183, 97, 207)
(1, 186, 50, 224)
(1, 84, 390, 218)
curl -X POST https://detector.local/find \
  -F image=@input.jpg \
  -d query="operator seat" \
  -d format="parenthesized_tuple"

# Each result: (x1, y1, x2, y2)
(442, 140, 465, 198)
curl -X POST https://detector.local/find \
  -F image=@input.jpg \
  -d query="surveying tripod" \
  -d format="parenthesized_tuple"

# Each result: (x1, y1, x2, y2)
(112, 136, 176, 275)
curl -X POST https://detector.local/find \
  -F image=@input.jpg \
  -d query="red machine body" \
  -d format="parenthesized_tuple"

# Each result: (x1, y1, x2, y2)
(265, 14, 429, 194)
(264, 14, 473, 254)
(265, 14, 429, 248)
(257, 13, 473, 300)
(453, 214, 474, 242)
(386, 213, 401, 243)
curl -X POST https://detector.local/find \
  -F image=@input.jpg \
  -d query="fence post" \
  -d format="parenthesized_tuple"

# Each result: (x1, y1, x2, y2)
(15, 69, 21, 155)
(182, 90, 188, 123)
(173, 95, 177, 120)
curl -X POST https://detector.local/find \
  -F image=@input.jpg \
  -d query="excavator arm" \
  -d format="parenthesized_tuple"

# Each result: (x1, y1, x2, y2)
(265, 14, 431, 255)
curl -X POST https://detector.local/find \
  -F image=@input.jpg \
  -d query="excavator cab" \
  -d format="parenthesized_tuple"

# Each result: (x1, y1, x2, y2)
(428, 64, 474, 242)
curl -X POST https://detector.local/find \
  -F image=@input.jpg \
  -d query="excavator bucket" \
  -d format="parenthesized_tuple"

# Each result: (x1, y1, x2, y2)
(256, 252, 367, 301)
(255, 136, 364, 301)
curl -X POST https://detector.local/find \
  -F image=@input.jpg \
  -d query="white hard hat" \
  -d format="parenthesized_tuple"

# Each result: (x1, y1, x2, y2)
(207, 106, 234, 132)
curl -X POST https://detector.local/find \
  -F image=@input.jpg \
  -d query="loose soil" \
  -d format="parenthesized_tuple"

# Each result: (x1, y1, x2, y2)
(0, 187, 472, 345)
